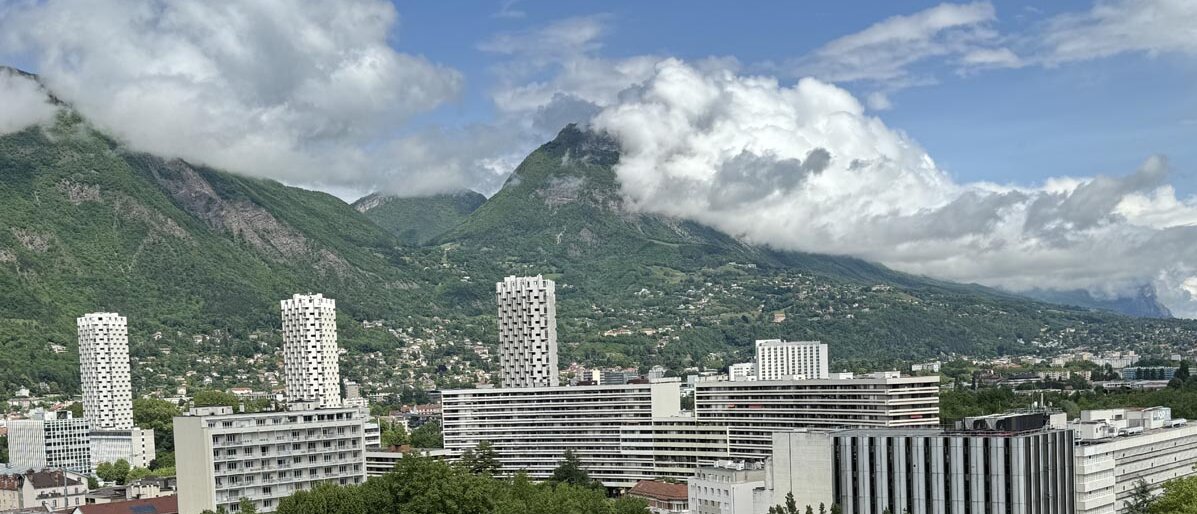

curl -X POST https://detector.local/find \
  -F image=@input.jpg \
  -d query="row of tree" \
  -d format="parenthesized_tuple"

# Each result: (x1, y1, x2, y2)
(275, 451, 646, 514)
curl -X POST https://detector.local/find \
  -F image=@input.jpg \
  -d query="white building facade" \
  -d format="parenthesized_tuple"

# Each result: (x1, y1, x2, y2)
(281, 294, 341, 408)
(78, 312, 134, 429)
(173, 406, 367, 514)
(442, 379, 731, 487)
(754, 340, 828, 381)
(1072, 407, 1197, 514)
(90, 428, 155, 469)
(7, 411, 92, 475)
(694, 375, 941, 458)
(497, 275, 560, 388)
(729, 363, 756, 382)
(688, 461, 770, 514)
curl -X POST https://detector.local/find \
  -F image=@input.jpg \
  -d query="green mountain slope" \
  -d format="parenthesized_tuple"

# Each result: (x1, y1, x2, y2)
(353, 191, 485, 245)
(0, 112, 448, 394)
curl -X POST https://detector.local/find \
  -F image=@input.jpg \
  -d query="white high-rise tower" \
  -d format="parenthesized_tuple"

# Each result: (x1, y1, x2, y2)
(754, 339, 829, 380)
(281, 293, 341, 407)
(78, 312, 133, 429)
(496, 275, 559, 388)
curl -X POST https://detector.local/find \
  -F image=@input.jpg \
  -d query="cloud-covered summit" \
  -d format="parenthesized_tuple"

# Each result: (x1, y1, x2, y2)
(590, 59, 1197, 316)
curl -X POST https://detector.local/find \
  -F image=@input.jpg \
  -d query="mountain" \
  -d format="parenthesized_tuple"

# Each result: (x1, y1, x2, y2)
(2, 111, 1196, 398)
(353, 191, 486, 245)
(1024, 286, 1173, 319)
(0, 111, 455, 394)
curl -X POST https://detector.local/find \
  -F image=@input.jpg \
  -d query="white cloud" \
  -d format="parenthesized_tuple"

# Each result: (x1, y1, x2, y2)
(0, 0, 465, 195)
(591, 59, 1197, 317)
(0, 68, 58, 134)
(1041, 0, 1197, 64)
(791, 1, 1020, 100)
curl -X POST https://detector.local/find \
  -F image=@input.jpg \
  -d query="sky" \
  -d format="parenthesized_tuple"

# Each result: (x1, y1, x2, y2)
(1, 0, 1196, 316)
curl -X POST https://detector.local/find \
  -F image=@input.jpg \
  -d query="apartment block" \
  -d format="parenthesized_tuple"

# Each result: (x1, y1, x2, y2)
(496, 275, 559, 388)
(78, 312, 134, 429)
(280, 294, 341, 408)
(173, 406, 367, 514)
(772, 418, 1076, 514)
(6, 411, 92, 476)
(442, 379, 731, 487)
(728, 363, 756, 382)
(1072, 407, 1197, 514)
(694, 374, 941, 458)
(754, 340, 828, 381)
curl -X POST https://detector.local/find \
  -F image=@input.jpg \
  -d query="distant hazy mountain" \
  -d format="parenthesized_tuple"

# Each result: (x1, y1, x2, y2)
(353, 191, 486, 245)
(1024, 285, 1173, 319)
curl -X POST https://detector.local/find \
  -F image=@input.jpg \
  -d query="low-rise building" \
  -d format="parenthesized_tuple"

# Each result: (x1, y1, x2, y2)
(0, 468, 88, 512)
(173, 406, 367, 514)
(90, 428, 155, 469)
(627, 480, 688, 514)
(67, 495, 179, 514)
(688, 460, 769, 514)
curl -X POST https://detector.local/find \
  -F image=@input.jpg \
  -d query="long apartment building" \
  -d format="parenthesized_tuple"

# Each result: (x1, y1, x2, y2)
(1072, 407, 1197, 514)
(6, 410, 92, 475)
(443, 373, 941, 487)
(174, 406, 367, 514)
(694, 373, 941, 458)
(496, 275, 560, 388)
(442, 378, 731, 488)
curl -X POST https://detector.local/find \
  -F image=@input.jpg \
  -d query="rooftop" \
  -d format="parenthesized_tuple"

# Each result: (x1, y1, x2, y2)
(628, 480, 688, 502)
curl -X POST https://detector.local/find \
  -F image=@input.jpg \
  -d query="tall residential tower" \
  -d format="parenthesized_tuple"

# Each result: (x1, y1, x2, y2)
(78, 312, 133, 429)
(496, 275, 559, 388)
(281, 293, 341, 408)
(754, 339, 828, 380)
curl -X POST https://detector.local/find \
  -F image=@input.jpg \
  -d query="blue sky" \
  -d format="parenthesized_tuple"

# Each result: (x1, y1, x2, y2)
(394, 0, 1196, 194)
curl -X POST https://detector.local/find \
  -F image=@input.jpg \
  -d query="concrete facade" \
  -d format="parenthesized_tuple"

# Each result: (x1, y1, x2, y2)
(7, 411, 92, 475)
(90, 428, 155, 469)
(694, 375, 941, 458)
(280, 294, 341, 408)
(771, 425, 1076, 514)
(754, 340, 828, 381)
(688, 461, 770, 514)
(496, 275, 559, 388)
(78, 312, 134, 430)
(173, 406, 366, 514)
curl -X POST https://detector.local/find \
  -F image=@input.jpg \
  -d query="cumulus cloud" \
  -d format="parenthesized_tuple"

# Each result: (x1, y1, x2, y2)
(591, 59, 1197, 317)
(0, 68, 58, 134)
(1040, 0, 1197, 64)
(0, 0, 470, 196)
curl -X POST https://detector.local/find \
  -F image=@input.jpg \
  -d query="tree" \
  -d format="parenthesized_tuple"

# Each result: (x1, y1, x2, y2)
(68, 402, 83, 418)
(1125, 479, 1155, 514)
(0, 435, 6, 463)
(112, 458, 131, 484)
(831, 504, 843, 514)
(126, 467, 151, 482)
(767, 492, 800, 514)
(410, 420, 443, 449)
(819, 503, 827, 514)
(379, 419, 410, 448)
(134, 398, 180, 454)
(1151, 476, 1197, 513)
(549, 450, 593, 487)
(192, 390, 240, 409)
(238, 498, 257, 514)
(459, 441, 501, 475)
(1179, 361, 1192, 381)
(95, 461, 117, 483)
(806, 506, 815, 514)
(87, 476, 99, 490)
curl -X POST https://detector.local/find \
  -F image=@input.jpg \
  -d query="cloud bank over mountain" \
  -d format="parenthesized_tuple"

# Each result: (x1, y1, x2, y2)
(590, 59, 1197, 317)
